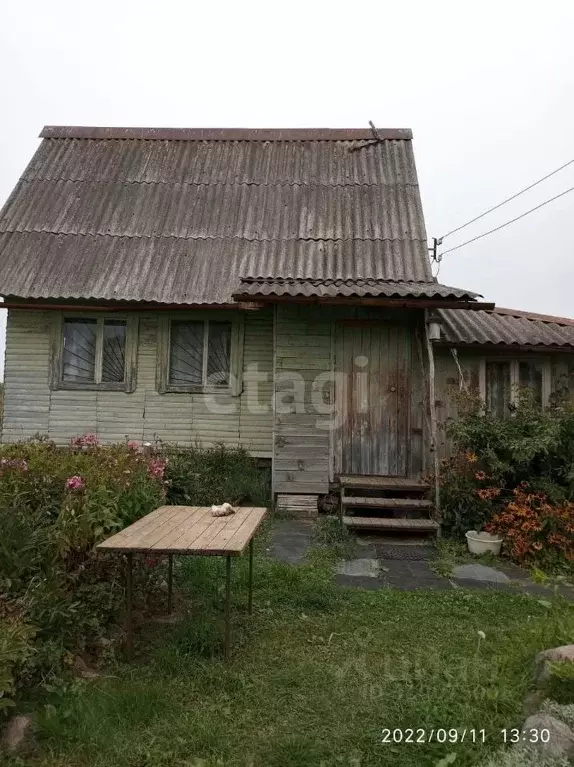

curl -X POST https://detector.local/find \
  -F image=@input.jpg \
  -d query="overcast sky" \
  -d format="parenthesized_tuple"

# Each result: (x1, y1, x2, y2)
(0, 0, 573, 379)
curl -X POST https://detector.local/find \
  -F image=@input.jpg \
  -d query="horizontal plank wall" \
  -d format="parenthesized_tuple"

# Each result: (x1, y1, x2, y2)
(2, 310, 51, 439)
(2, 309, 274, 456)
(273, 304, 332, 494)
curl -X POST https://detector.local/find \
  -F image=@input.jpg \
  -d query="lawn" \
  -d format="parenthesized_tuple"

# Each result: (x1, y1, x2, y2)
(7, 528, 574, 767)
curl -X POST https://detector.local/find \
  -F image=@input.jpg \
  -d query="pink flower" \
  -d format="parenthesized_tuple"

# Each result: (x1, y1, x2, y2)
(0, 458, 28, 472)
(71, 433, 99, 448)
(475, 471, 486, 481)
(127, 440, 143, 452)
(66, 475, 86, 492)
(148, 457, 168, 480)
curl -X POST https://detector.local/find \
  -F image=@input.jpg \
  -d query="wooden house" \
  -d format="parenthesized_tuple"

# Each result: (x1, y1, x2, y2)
(0, 126, 572, 528)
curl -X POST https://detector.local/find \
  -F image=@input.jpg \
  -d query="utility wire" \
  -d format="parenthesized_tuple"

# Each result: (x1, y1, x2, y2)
(438, 185, 574, 257)
(439, 157, 574, 242)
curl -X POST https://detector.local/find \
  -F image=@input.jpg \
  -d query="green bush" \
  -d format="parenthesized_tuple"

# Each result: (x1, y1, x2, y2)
(440, 391, 574, 549)
(0, 436, 167, 706)
(0, 606, 35, 711)
(0, 438, 271, 708)
(164, 443, 270, 507)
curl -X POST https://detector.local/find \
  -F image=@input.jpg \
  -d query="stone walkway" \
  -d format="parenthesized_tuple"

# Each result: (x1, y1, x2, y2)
(268, 519, 574, 600)
(268, 520, 315, 565)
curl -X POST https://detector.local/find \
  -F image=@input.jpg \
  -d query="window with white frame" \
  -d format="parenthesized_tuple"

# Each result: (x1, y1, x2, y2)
(484, 358, 549, 417)
(158, 315, 243, 394)
(53, 315, 137, 391)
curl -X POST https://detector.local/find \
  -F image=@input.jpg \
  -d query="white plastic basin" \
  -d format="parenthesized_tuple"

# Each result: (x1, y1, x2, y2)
(465, 530, 503, 556)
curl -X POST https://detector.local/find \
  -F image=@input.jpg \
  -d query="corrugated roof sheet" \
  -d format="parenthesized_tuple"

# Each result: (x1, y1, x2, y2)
(1, 181, 426, 242)
(0, 233, 442, 304)
(0, 126, 448, 304)
(439, 308, 574, 348)
(238, 278, 479, 300)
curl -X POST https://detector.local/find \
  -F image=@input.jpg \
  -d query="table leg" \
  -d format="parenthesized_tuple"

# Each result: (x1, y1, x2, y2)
(248, 538, 254, 615)
(167, 554, 173, 615)
(126, 553, 133, 661)
(225, 555, 232, 659)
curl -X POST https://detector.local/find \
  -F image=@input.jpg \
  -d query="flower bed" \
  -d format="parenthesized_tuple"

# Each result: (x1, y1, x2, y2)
(439, 392, 574, 571)
(0, 436, 270, 712)
(0, 435, 167, 710)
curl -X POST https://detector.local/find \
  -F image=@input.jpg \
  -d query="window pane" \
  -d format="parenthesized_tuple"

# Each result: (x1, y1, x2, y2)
(169, 321, 204, 385)
(519, 360, 543, 405)
(207, 322, 232, 385)
(102, 320, 127, 383)
(63, 319, 97, 383)
(486, 361, 511, 418)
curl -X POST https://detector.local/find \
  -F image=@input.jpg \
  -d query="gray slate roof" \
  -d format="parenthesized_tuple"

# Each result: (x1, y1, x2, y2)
(238, 278, 478, 300)
(0, 126, 477, 304)
(439, 307, 574, 348)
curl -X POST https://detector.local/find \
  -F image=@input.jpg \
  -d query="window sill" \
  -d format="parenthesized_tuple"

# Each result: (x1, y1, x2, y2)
(53, 381, 131, 392)
(162, 384, 236, 395)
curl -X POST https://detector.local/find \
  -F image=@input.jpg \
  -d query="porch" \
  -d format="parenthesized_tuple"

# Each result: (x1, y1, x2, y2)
(271, 304, 441, 536)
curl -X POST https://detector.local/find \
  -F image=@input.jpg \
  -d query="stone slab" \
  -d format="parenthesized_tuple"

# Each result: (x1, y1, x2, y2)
(268, 520, 314, 565)
(336, 558, 379, 578)
(453, 563, 510, 583)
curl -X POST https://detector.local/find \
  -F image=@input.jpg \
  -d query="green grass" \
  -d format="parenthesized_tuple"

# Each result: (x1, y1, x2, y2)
(431, 539, 509, 578)
(7, 530, 574, 767)
(311, 514, 358, 562)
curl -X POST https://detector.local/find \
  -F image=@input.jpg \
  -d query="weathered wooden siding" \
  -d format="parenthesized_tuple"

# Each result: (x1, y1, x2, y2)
(272, 306, 429, 492)
(334, 320, 412, 476)
(551, 355, 574, 401)
(273, 304, 332, 494)
(433, 348, 481, 459)
(2, 309, 274, 456)
(3, 310, 51, 439)
(434, 349, 574, 458)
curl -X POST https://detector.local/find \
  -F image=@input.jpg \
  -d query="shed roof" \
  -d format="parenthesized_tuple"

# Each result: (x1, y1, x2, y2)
(237, 277, 478, 300)
(0, 125, 478, 305)
(439, 307, 574, 349)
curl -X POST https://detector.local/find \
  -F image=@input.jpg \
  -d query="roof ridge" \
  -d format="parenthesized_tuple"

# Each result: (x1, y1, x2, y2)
(241, 277, 438, 284)
(0, 228, 430, 245)
(492, 306, 574, 327)
(20, 178, 421, 188)
(40, 126, 414, 142)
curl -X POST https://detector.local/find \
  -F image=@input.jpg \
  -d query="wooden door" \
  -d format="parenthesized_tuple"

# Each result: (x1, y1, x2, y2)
(334, 323, 412, 476)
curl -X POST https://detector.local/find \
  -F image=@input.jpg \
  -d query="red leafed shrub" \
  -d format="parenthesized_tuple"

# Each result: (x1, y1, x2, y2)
(485, 489, 574, 566)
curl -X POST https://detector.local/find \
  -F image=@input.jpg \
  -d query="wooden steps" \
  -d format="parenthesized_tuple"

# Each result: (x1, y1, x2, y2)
(342, 497, 432, 510)
(338, 475, 429, 494)
(337, 474, 439, 540)
(342, 516, 440, 532)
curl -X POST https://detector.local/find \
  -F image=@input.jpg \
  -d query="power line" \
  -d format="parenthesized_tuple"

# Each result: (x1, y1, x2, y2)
(438, 185, 574, 258)
(438, 157, 574, 242)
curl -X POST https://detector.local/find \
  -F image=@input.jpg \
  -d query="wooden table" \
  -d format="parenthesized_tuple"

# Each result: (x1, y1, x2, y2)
(97, 505, 267, 658)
